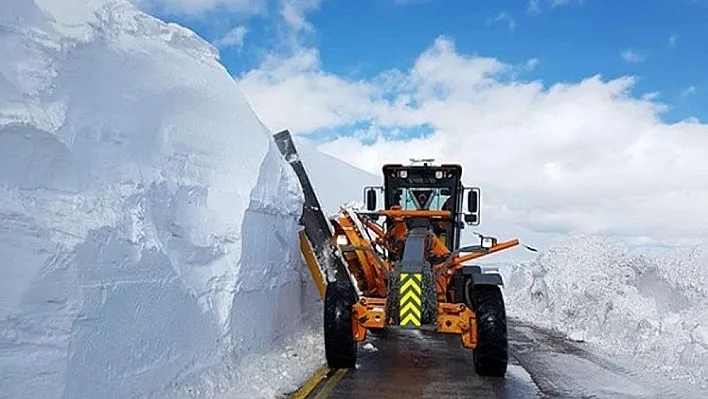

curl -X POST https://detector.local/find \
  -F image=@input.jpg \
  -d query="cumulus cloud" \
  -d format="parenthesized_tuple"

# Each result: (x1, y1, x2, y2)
(236, 36, 708, 245)
(237, 48, 386, 133)
(668, 33, 678, 48)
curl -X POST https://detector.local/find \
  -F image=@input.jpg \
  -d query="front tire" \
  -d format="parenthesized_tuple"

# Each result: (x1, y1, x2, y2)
(324, 280, 357, 368)
(467, 283, 508, 377)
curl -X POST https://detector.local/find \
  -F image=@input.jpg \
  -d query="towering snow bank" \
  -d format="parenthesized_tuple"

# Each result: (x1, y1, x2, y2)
(0, 1, 316, 398)
(504, 235, 708, 391)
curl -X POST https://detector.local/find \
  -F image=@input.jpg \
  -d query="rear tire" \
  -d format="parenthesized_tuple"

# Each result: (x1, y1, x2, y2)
(467, 283, 508, 377)
(368, 327, 387, 336)
(385, 267, 401, 325)
(324, 280, 358, 368)
(421, 264, 438, 325)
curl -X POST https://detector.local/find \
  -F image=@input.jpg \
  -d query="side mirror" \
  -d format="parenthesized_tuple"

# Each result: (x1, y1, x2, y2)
(467, 189, 479, 213)
(366, 188, 377, 211)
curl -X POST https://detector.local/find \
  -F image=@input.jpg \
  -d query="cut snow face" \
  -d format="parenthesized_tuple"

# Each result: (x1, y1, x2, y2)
(0, 0, 330, 398)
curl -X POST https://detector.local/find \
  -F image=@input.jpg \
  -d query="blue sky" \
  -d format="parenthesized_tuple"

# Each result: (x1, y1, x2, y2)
(144, 0, 707, 123)
(134, 0, 708, 244)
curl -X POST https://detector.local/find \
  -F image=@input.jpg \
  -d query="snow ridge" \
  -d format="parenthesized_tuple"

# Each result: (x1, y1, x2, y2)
(504, 235, 708, 392)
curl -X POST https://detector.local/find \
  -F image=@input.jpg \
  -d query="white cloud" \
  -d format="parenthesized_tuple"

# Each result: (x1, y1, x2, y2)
(237, 48, 386, 133)
(669, 33, 679, 48)
(133, 0, 326, 35)
(528, 0, 586, 13)
(526, 58, 540, 71)
(214, 25, 248, 48)
(682, 85, 696, 96)
(236, 36, 708, 245)
(489, 12, 517, 31)
(135, 0, 327, 56)
(133, 0, 266, 16)
(280, 0, 326, 32)
(528, 0, 542, 13)
(621, 48, 647, 63)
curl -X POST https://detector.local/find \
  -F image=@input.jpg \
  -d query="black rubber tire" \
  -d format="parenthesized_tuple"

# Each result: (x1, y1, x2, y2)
(368, 327, 387, 336)
(386, 267, 401, 325)
(324, 280, 358, 368)
(421, 264, 438, 325)
(467, 283, 508, 377)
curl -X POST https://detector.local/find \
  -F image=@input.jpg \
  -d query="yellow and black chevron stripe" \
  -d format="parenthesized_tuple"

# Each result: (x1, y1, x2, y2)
(399, 272, 422, 327)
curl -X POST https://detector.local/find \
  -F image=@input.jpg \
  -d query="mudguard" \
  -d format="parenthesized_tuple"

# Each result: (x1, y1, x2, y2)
(461, 265, 503, 286)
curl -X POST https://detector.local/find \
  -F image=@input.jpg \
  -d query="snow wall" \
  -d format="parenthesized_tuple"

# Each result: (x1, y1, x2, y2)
(0, 1, 376, 398)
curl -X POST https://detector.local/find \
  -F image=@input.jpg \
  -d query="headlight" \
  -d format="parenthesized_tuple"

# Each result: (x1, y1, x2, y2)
(481, 236, 497, 249)
(336, 235, 348, 246)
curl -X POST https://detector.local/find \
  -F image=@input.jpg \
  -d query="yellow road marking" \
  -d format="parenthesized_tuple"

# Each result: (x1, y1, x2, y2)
(313, 368, 348, 399)
(289, 365, 329, 399)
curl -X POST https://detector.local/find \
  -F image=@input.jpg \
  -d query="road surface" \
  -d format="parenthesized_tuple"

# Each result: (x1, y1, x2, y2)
(291, 319, 698, 399)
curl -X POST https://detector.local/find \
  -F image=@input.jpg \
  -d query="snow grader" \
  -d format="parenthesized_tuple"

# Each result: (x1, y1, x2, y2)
(274, 130, 519, 377)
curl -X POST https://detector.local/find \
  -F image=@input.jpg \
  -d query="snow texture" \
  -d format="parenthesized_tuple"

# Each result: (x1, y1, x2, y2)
(502, 235, 708, 392)
(0, 0, 337, 397)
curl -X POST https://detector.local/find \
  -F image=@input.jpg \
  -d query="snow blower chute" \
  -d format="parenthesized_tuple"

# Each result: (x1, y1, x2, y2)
(274, 129, 519, 377)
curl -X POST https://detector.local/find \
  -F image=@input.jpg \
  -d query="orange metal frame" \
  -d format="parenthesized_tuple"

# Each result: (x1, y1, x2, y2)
(351, 297, 477, 348)
(331, 207, 517, 349)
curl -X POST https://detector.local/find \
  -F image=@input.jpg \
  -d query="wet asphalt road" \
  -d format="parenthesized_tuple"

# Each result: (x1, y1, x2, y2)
(301, 320, 697, 399)
(305, 324, 540, 399)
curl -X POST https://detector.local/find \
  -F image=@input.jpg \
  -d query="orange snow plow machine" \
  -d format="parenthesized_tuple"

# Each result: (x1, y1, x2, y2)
(274, 130, 519, 377)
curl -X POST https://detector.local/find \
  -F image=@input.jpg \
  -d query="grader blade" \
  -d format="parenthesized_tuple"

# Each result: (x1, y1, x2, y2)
(273, 129, 361, 369)
(273, 129, 353, 288)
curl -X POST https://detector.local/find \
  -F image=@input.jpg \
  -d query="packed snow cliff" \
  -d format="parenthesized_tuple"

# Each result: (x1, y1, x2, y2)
(0, 0, 368, 397)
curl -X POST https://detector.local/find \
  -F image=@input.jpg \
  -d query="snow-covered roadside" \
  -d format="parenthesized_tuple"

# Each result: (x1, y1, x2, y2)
(500, 235, 708, 392)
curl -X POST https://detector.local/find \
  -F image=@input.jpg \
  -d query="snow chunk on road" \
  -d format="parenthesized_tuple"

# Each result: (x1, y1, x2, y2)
(0, 0, 322, 398)
(504, 234, 708, 391)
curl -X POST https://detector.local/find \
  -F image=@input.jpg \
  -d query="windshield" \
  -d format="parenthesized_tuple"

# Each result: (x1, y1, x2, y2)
(396, 187, 452, 211)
